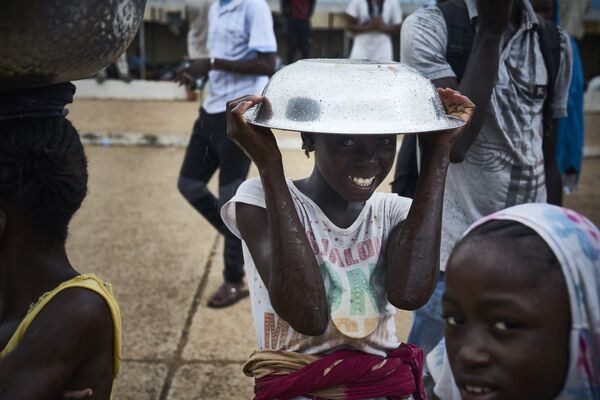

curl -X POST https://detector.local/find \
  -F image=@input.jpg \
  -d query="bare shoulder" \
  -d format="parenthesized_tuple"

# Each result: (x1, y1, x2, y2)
(232, 177, 268, 238)
(0, 286, 115, 399)
(27, 286, 115, 355)
(46, 286, 114, 330)
(236, 202, 268, 241)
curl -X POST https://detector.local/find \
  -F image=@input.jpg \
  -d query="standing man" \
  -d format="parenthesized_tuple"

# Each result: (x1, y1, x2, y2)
(399, 0, 572, 354)
(281, 0, 316, 63)
(176, 0, 277, 308)
(346, 0, 402, 61)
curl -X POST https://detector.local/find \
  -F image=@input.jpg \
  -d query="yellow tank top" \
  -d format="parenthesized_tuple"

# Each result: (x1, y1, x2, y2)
(0, 274, 122, 397)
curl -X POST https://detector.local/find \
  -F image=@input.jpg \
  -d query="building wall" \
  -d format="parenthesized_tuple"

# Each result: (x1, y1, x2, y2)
(127, 6, 599, 80)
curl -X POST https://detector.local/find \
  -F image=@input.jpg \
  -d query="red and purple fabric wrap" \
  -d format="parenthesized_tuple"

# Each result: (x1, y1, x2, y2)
(253, 343, 425, 400)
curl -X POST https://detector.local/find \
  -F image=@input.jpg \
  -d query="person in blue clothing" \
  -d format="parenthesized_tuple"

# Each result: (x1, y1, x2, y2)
(535, 0, 587, 193)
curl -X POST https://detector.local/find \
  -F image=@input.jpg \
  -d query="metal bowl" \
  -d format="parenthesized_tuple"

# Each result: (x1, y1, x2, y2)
(245, 59, 465, 135)
(0, 0, 146, 91)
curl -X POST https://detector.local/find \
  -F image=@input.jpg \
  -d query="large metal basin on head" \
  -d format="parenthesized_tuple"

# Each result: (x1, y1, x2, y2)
(245, 59, 465, 135)
(1, 0, 147, 91)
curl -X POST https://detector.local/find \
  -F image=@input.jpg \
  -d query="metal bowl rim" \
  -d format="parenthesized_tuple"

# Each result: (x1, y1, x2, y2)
(245, 113, 466, 135)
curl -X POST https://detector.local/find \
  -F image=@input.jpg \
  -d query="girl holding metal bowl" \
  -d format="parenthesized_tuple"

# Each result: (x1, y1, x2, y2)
(220, 60, 474, 399)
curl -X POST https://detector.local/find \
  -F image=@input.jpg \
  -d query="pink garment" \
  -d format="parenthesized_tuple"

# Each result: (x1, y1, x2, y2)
(253, 343, 425, 400)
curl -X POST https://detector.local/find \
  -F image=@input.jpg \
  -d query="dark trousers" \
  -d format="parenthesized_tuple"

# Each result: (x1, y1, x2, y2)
(286, 19, 311, 64)
(178, 109, 251, 283)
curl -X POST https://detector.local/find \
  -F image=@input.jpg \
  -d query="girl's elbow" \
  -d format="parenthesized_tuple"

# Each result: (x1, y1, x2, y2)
(388, 291, 429, 311)
(271, 297, 328, 336)
(292, 317, 328, 336)
(283, 309, 328, 336)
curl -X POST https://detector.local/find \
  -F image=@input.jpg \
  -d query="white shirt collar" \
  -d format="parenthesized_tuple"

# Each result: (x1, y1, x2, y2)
(218, 0, 245, 14)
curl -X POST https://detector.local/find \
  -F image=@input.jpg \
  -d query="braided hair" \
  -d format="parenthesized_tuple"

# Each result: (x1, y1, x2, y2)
(300, 132, 315, 158)
(0, 116, 88, 243)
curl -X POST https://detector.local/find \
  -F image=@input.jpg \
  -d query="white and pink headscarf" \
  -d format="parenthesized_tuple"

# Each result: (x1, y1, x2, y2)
(427, 203, 600, 399)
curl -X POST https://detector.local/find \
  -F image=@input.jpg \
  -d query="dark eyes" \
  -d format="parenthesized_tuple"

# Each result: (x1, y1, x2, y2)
(375, 137, 394, 146)
(492, 320, 522, 331)
(442, 313, 464, 327)
(340, 138, 355, 147)
(337, 137, 394, 147)
(442, 313, 522, 332)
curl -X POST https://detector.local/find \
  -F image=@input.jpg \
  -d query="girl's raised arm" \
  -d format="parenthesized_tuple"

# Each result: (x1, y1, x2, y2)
(385, 89, 475, 309)
(227, 96, 328, 336)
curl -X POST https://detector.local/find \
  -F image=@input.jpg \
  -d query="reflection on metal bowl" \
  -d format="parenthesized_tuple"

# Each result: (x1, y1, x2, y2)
(244, 59, 465, 135)
(1, 0, 147, 90)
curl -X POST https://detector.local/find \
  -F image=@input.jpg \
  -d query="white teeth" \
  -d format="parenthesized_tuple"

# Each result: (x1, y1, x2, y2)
(349, 175, 375, 187)
(464, 385, 492, 394)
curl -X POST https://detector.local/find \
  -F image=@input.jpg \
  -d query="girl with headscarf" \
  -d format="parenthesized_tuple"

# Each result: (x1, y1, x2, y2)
(426, 203, 600, 399)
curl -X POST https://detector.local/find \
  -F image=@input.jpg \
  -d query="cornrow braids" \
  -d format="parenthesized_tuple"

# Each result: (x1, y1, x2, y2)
(300, 133, 315, 158)
(0, 116, 88, 243)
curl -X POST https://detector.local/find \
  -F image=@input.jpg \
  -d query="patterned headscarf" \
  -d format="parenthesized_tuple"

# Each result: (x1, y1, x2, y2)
(427, 204, 600, 399)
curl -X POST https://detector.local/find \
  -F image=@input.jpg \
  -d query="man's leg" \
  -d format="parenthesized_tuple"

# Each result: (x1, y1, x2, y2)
(407, 272, 446, 356)
(298, 23, 311, 59)
(207, 112, 252, 307)
(177, 111, 222, 233)
(286, 28, 297, 65)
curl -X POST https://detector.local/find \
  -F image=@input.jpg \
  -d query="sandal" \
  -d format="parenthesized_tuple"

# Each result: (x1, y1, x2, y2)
(207, 282, 249, 308)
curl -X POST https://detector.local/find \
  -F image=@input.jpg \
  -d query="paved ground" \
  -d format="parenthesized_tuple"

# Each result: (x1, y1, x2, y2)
(65, 99, 600, 399)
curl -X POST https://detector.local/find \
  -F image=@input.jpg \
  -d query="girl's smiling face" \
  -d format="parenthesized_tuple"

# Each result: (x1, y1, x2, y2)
(309, 133, 397, 202)
(443, 227, 571, 400)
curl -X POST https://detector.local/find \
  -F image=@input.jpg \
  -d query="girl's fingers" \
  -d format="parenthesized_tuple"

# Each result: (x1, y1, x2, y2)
(230, 102, 253, 130)
(233, 98, 261, 119)
(227, 95, 264, 112)
(436, 87, 475, 124)
(232, 100, 254, 115)
(438, 87, 473, 107)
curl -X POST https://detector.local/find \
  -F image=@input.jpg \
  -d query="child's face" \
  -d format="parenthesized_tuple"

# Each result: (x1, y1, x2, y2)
(312, 133, 396, 202)
(442, 238, 570, 400)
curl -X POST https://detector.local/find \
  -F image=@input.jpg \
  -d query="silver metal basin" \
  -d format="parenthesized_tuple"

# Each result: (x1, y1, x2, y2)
(245, 59, 465, 135)
(1, 0, 147, 90)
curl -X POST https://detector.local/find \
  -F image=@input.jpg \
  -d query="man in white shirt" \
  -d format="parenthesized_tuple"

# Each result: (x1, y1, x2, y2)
(176, 0, 277, 308)
(346, 0, 402, 61)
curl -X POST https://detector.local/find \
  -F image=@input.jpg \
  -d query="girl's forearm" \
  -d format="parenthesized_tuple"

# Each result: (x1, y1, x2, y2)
(259, 163, 329, 335)
(386, 145, 450, 309)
